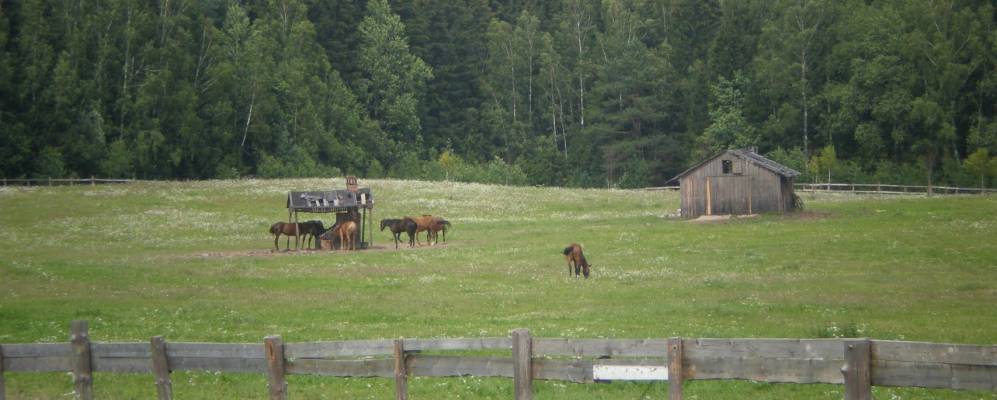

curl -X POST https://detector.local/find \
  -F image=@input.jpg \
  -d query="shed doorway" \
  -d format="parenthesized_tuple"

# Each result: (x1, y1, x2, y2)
(706, 176, 754, 215)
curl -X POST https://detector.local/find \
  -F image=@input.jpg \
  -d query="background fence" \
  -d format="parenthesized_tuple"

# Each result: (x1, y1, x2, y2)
(0, 177, 133, 186)
(794, 183, 997, 195)
(645, 183, 995, 195)
(1, 321, 994, 400)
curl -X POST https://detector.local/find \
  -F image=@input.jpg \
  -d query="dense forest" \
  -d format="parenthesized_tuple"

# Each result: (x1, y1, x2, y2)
(1, 0, 995, 188)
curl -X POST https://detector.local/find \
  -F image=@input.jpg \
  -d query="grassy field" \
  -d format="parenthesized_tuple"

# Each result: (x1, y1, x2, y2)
(0, 179, 995, 399)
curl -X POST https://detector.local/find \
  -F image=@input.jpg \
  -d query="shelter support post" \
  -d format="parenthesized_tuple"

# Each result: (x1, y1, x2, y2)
(293, 211, 300, 251)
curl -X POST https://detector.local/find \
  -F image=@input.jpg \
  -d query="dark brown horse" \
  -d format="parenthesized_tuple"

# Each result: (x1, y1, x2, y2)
(269, 221, 324, 251)
(563, 243, 591, 278)
(300, 220, 324, 248)
(381, 218, 416, 249)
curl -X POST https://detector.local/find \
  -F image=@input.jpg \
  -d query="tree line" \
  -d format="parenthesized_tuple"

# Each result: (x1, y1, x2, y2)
(1, 0, 995, 188)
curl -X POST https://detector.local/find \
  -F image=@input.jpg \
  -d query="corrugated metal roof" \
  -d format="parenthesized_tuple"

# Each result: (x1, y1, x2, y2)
(666, 148, 800, 183)
(287, 188, 373, 212)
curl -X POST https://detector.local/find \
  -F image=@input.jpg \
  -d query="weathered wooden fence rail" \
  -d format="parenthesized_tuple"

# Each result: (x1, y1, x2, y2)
(0, 177, 133, 186)
(1, 321, 995, 400)
(795, 182, 997, 195)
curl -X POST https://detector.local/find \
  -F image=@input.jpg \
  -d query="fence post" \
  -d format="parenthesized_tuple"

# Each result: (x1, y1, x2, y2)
(667, 338, 684, 400)
(841, 339, 871, 400)
(511, 328, 533, 400)
(150, 336, 173, 400)
(70, 320, 94, 400)
(264, 336, 287, 400)
(1, 343, 6, 400)
(394, 340, 408, 400)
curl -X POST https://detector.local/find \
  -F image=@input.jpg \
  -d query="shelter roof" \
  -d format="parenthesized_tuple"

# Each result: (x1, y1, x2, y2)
(287, 188, 373, 212)
(666, 148, 800, 184)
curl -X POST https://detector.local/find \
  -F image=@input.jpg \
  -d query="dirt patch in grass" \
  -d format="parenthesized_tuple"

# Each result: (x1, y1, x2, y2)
(176, 243, 455, 260)
(686, 211, 830, 223)
(688, 214, 759, 223)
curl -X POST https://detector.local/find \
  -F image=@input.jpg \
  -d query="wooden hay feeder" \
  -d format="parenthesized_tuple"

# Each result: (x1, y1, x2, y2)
(286, 176, 375, 250)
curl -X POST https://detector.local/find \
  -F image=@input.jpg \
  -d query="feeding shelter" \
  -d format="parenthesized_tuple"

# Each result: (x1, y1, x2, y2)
(668, 149, 799, 218)
(286, 176, 374, 250)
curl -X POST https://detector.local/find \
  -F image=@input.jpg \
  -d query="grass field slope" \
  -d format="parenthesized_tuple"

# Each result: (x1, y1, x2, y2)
(1, 179, 995, 399)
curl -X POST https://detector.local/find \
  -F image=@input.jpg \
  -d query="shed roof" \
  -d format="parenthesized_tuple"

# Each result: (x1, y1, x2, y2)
(667, 148, 800, 184)
(287, 188, 373, 212)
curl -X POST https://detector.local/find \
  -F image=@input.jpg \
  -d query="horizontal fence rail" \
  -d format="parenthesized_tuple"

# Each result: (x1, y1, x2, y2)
(1, 321, 994, 400)
(795, 182, 996, 195)
(0, 177, 133, 186)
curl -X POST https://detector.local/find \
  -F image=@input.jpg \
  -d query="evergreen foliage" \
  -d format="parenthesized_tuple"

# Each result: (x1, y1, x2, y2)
(0, 0, 994, 188)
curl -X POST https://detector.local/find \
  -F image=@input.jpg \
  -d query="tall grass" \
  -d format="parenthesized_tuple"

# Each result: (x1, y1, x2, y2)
(0, 180, 994, 399)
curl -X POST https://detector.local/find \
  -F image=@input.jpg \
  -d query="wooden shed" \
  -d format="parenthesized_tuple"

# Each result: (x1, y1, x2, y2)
(668, 149, 800, 218)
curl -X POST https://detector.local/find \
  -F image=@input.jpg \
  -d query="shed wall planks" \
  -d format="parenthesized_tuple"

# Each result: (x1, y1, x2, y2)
(678, 151, 796, 218)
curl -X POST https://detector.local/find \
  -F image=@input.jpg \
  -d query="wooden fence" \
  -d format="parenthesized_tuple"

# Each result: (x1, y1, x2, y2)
(1, 321, 994, 400)
(795, 182, 996, 195)
(0, 177, 133, 186)
(645, 183, 996, 195)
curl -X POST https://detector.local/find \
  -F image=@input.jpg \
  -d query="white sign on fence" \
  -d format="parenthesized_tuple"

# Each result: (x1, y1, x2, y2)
(592, 365, 668, 381)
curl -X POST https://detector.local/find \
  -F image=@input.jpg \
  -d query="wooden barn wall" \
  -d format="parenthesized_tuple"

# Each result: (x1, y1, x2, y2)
(679, 154, 788, 218)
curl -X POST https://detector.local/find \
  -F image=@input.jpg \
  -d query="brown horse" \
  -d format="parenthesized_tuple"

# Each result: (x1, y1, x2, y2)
(333, 220, 358, 251)
(563, 243, 591, 278)
(428, 218, 451, 245)
(403, 215, 436, 246)
(270, 221, 323, 251)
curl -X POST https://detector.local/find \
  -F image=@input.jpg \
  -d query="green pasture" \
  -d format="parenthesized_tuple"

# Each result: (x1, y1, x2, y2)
(0, 179, 994, 399)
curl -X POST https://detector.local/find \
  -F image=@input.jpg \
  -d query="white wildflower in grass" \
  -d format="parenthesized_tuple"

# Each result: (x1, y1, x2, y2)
(1, 178, 995, 398)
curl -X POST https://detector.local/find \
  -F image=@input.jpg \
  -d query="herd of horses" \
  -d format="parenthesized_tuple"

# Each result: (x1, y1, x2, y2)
(269, 220, 357, 252)
(379, 215, 450, 249)
(269, 214, 592, 278)
(268, 215, 450, 252)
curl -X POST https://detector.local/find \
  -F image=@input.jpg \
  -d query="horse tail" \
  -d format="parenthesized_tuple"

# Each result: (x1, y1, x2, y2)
(562, 246, 573, 256)
(270, 222, 282, 235)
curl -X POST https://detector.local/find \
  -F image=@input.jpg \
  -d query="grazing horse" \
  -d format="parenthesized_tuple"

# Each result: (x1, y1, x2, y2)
(300, 220, 325, 248)
(428, 218, 451, 245)
(563, 243, 591, 279)
(380, 219, 416, 249)
(333, 220, 358, 251)
(403, 215, 436, 246)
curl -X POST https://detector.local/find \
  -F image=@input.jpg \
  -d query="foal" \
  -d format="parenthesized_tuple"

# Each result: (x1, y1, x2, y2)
(562, 243, 592, 279)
